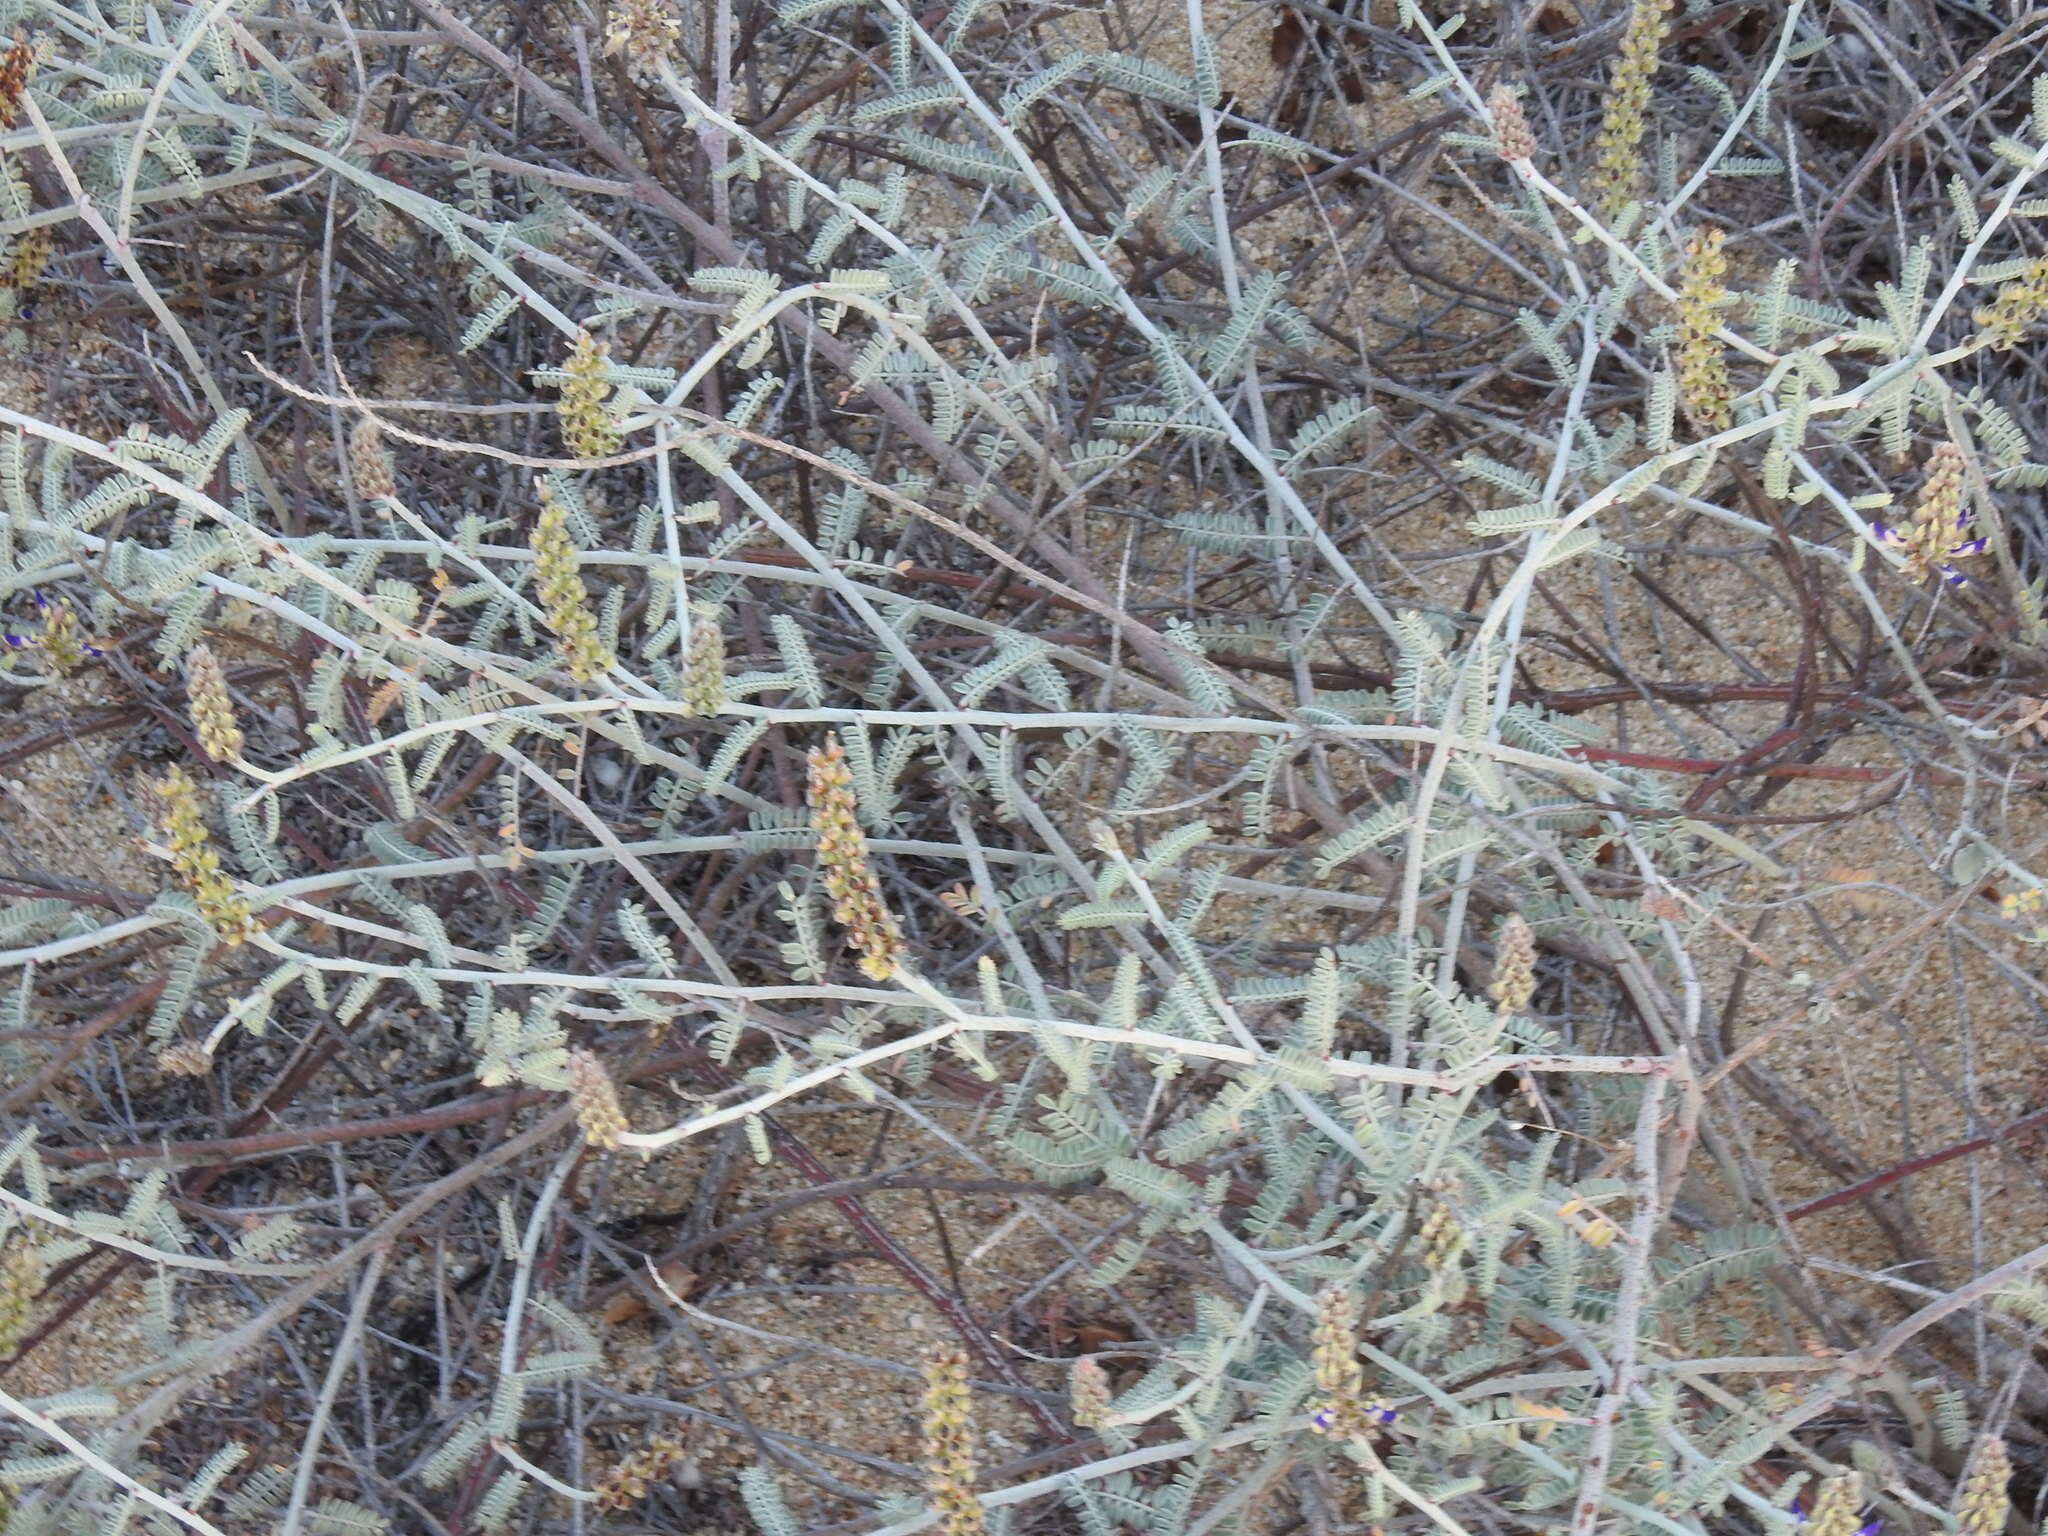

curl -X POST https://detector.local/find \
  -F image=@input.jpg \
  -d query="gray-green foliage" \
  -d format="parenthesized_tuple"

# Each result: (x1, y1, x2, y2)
(0, 0, 2043, 1532)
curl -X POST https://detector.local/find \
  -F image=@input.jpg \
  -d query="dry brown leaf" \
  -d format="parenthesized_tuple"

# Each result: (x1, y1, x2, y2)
(1823, 867, 1885, 915)
(600, 1259, 696, 1326)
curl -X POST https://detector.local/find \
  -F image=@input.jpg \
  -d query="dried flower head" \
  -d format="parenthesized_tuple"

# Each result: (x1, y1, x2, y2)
(1069, 1355, 1112, 1431)
(1957, 1437, 2010, 1536)
(595, 1431, 688, 1511)
(806, 734, 906, 980)
(184, 643, 244, 763)
(0, 35, 35, 129)
(151, 765, 260, 946)
(1490, 85, 1534, 163)
(3, 226, 49, 293)
(568, 1047, 630, 1150)
(557, 329, 623, 461)
(349, 417, 396, 503)
(603, 0, 681, 83)
(680, 605, 727, 717)
(1675, 226, 1735, 433)
(1489, 913, 1536, 1013)
(1974, 253, 2048, 350)
(531, 479, 615, 682)
(1870, 442, 1985, 585)
(922, 1348, 983, 1536)
(1589, 0, 1670, 219)
(156, 1039, 213, 1077)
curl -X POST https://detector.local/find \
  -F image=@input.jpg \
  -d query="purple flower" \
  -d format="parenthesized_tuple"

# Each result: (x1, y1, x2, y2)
(1310, 1407, 1335, 1432)
(1868, 519, 1988, 586)
(1786, 1494, 1879, 1536)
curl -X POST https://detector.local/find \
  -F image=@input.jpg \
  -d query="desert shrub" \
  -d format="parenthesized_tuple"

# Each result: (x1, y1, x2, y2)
(0, 0, 2045, 1533)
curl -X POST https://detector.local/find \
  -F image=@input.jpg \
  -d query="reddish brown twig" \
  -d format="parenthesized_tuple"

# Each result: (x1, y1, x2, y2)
(689, 1056, 1074, 1446)
(1784, 1104, 2048, 1221)
(1572, 747, 2044, 790)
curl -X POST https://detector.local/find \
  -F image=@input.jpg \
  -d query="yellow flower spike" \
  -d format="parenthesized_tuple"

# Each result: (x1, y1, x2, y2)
(150, 765, 260, 946)
(1870, 442, 1985, 586)
(558, 329, 623, 461)
(530, 479, 615, 683)
(1808, 1473, 1863, 1536)
(1419, 1200, 1464, 1270)
(1974, 253, 2048, 350)
(1307, 1285, 1394, 1439)
(1957, 1437, 2011, 1536)
(184, 643, 244, 764)
(806, 734, 906, 980)
(1589, 0, 1670, 220)
(680, 605, 728, 717)
(1675, 227, 1735, 433)
(0, 1228, 43, 1357)
(1488, 914, 1536, 1014)
(921, 1348, 984, 1536)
